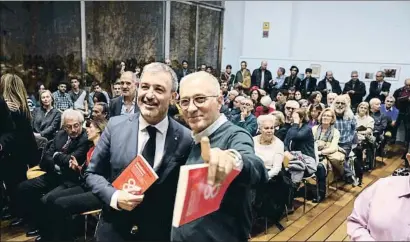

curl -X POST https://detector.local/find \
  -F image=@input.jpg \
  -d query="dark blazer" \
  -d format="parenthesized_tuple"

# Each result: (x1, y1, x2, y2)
(393, 87, 410, 112)
(109, 96, 140, 118)
(0, 97, 15, 156)
(251, 68, 273, 90)
(177, 68, 192, 81)
(282, 76, 302, 90)
(365, 81, 391, 103)
(284, 123, 315, 159)
(32, 107, 61, 140)
(343, 79, 367, 108)
(85, 114, 193, 241)
(298, 77, 317, 98)
(316, 79, 342, 104)
(40, 129, 89, 182)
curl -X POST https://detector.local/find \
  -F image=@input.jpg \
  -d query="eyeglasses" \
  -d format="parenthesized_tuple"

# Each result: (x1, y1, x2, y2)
(64, 122, 81, 130)
(285, 106, 296, 111)
(335, 102, 346, 106)
(241, 102, 252, 107)
(179, 95, 218, 110)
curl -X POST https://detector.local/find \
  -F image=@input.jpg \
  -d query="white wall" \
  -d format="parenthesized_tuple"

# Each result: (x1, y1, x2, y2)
(222, 1, 410, 92)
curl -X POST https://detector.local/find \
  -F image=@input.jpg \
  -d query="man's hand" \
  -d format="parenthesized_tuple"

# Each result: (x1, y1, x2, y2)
(117, 187, 144, 211)
(392, 121, 396, 127)
(201, 137, 236, 186)
(69, 156, 81, 171)
(240, 109, 247, 121)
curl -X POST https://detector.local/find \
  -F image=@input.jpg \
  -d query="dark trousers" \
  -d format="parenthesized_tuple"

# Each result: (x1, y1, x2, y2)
(0, 157, 27, 216)
(315, 162, 326, 197)
(41, 186, 101, 240)
(395, 113, 410, 143)
(15, 173, 77, 229)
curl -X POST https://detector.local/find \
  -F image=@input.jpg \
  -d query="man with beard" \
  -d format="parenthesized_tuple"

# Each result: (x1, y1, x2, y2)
(171, 71, 267, 242)
(299, 68, 317, 99)
(343, 70, 366, 111)
(85, 63, 193, 241)
(317, 71, 342, 104)
(283, 66, 301, 90)
(331, 95, 358, 186)
(109, 71, 140, 117)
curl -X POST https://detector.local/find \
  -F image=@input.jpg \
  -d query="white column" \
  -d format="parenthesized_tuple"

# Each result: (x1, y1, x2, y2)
(164, 1, 171, 59)
(80, 1, 86, 79)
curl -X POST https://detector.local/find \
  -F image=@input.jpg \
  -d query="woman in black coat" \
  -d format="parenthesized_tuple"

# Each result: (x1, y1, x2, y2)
(0, 73, 38, 218)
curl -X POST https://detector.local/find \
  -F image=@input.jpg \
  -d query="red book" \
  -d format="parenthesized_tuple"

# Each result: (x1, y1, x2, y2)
(112, 154, 158, 193)
(172, 164, 240, 227)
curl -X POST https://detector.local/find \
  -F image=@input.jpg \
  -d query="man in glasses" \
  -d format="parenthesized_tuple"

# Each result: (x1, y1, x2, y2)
(172, 71, 267, 242)
(343, 70, 366, 111)
(365, 71, 391, 103)
(232, 97, 258, 136)
(275, 100, 300, 141)
(14, 109, 89, 238)
(85, 63, 192, 241)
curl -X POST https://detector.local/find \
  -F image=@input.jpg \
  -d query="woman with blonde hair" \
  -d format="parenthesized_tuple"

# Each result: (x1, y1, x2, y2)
(312, 108, 341, 202)
(0, 73, 37, 219)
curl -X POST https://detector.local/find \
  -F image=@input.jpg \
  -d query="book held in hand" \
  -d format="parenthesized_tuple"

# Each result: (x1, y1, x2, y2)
(172, 163, 240, 227)
(112, 154, 158, 193)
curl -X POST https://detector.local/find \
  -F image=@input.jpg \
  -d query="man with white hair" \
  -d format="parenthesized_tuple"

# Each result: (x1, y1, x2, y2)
(85, 63, 192, 241)
(109, 71, 140, 117)
(14, 109, 89, 238)
(369, 98, 388, 142)
(172, 71, 267, 241)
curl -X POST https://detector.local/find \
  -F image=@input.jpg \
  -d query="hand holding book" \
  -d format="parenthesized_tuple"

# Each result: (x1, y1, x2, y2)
(201, 136, 237, 186)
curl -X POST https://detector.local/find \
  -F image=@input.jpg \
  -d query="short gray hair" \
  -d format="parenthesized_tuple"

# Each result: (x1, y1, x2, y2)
(351, 70, 358, 76)
(386, 95, 395, 102)
(257, 114, 276, 128)
(377, 71, 385, 78)
(369, 98, 381, 106)
(141, 62, 179, 92)
(61, 109, 84, 128)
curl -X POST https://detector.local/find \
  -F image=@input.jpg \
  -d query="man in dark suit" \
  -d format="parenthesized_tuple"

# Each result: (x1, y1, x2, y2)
(365, 71, 391, 103)
(14, 109, 89, 238)
(177, 60, 191, 81)
(343, 70, 367, 111)
(298, 68, 317, 99)
(85, 63, 192, 242)
(282, 65, 301, 90)
(251, 61, 272, 92)
(316, 71, 342, 104)
(172, 72, 268, 241)
(110, 71, 140, 118)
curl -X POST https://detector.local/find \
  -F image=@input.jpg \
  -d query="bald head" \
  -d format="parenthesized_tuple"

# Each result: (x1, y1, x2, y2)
(261, 61, 268, 70)
(120, 71, 137, 97)
(180, 71, 220, 96)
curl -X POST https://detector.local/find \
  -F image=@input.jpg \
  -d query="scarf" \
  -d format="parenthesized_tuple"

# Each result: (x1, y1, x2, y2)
(315, 124, 334, 143)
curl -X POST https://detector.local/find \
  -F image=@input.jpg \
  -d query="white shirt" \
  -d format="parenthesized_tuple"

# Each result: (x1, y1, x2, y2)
(110, 115, 169, 210)
(261, 70, 265, 89)
(326, 80, 332, 92)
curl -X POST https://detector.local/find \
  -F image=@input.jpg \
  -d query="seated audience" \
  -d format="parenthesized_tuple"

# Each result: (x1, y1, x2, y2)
(253, 115, 284, 179)
(275, 89, 288, 112)
(369, 98, 388, 142)
(298, 99, 309, 109)
(250, 87, 262, 107)
(232, 97, 258, 136)
(308, 104, 323, 127)
(53, 82, 73, 112)
(331, 95, 358, 185)
(38, 119, 107, 241)
(354, 102, 375, 174)
(284, 108, 316, 212)
(230, 95, 245, 119)
(312, 108, 340, 202)
(14, 109, 89, 238)
(294, 90, 302, 101)
(91, 102, 109, 121)
(380, 95, 398, 138)
(308, 91, 325, 108)
(254, 95, 274, 117)
(274, 100, 299, 141)
(32, 90, 61, 146)
(326, 93, 338, 107)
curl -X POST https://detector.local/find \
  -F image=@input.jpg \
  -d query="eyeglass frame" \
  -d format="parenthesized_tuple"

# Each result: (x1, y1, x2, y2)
(178, 95, 219, 110)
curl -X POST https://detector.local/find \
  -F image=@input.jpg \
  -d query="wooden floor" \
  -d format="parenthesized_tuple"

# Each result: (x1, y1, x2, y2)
(0, 145, 407, 242)
(251, 144, 406, 242)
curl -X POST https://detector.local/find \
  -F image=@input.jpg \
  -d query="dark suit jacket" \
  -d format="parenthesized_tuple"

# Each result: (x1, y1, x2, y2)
(365, 81, 391, 103)
(282, 76, 301, 90)
(177, 68, 192, 81)
(298, 77, 317, 98)
(251, 68, 272, 90)
(40, 129, 89, 182)
(0, 97, 15, 156)
(109, 96, 140, 118)
(85, 114, 193, 241)
(316, 79, 342, 104)
(343, 79, 367, 108)
(32, 107, 61, 140)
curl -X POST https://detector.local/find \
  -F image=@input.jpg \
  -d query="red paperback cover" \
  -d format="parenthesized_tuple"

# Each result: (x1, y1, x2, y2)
(172, 164, 240, 227)
(112, 154, 158, 193)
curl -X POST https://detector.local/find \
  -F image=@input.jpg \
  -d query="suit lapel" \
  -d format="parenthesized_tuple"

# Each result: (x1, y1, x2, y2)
(156, 118, 180, 183)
